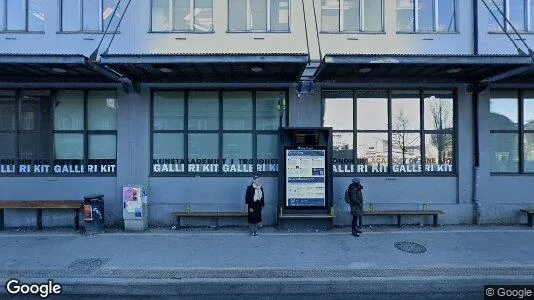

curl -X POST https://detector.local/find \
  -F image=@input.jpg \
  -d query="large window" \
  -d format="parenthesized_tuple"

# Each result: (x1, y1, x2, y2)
(151, 90, 286, 175)
(60, 0, 122, 32)
(0, 0, 45, 32)
(228, 0, 290, 32)
(321, 0, 384, 32)
(487, 0, 534, 32)
(324, 89, 455, 175)
(490, 90, 534, 174)
(0, 90, 117, 176)
(151, 0, 213, 32)
(397, 0, 456, 32)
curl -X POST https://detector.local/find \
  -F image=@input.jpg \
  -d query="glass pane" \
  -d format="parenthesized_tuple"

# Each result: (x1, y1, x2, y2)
(0, 133, 16, 160)
(357, 132, 388, 173)
(188, 133, 218, 172)
(437, 0, 455, 31)
(54, 133, 84, 159)
(229, 0, 247, 30)
(356, 90, 388, 130)
(525, 133, 534, 172)
(19, 132, 51, 161)
(0, 102, 16, 130)
(324, 97, 353, 130)
(82, 0, 100, 30)
(343, 0, 360, 31)
(194, 0, 213, 31)
(173, 0, 190, 31)
(270, 0, 289, 31)
(397, 0, 414, 31)
(322, 0, 340, 31)
(256, 91, 282, 130)
(223, 91, 252, 130)
(153, 91, 184, 130)
(88, 90, 117, 130)
(7, 0, 26, 30)
(257, 134, 278, 160)
(333, 132, 354, 171)
(20, 90, 52, 131)
(62, 0, 81, 31)
(392, 91, 420, 130)
(223, 133, 253, 172)
(417, 0, 433, 31)
(491, 132, 519, 172)
(89, 134, 116, 159)
(364, 0, 383, 31)
(152, 0, 170, 31)
(509, 0, 526, 31)
(424, 91, 454, 130)
(425, 133, 453, 172)
(392, 132, 421, 172)
(55, 91, 84, 130)
(103, 0, 121, 30)
(0, 1, 5, 31)
(523, 91, 534, 128)
(28, 0, 45, 31)
(188, 91, 219, 130)
(250, 0, 268, 30)
(488, 0, 504, 31)
(490, 90, 518, 130)
(153, 133, 184, 159)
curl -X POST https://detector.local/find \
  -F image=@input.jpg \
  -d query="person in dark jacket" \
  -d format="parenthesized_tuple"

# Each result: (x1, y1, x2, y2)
(346, 177, 364, 237)
(245, 175, 265, 237)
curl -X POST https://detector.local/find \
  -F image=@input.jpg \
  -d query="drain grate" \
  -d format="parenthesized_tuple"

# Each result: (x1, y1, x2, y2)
(66, 258, 110, 273)
(394, 241, 427, 254)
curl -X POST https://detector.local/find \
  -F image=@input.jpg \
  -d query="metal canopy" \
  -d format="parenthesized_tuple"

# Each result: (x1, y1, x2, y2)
(318, 54, 534, 84)
(0, 54, 124, 84)
(100, 53, 309, 84)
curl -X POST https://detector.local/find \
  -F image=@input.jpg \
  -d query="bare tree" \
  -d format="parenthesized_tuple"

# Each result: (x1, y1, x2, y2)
(392, 109, 419, 164)
(428, 97, 453, 164)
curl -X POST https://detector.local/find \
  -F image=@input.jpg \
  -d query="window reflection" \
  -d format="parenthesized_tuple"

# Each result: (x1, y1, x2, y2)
(324, 97, 353, 130)
(491, 133, 519, 173)
(392, 91, 420, 130)
(424, 92, 453, 131)
(490, 90, 518, 131)
(356, 91, 388, 130)
(357, 132, 388, 172)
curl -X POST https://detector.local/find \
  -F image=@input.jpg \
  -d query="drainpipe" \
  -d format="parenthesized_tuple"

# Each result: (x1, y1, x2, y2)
(473, 0, 479, 55)
(472, 90, 482, 225)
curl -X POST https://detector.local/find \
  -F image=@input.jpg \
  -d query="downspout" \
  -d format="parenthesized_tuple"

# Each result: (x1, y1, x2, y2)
(472, 0, 481, 225)
(473, 0, 479, 55)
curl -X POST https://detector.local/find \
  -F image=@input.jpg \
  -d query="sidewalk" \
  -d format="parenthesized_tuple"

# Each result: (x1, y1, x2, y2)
(1, 225, 533, 299)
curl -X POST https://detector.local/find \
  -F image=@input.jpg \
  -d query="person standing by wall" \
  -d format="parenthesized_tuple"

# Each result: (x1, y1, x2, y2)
(346, 178, 364, 237)
(245, 175, 265, 237)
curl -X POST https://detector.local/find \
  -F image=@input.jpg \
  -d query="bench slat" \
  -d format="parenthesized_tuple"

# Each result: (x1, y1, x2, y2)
(0, 201, 82, 209)
(363, 210, 443, 215)
(171, 212, 247, 217)
(279, 214, 334, 219)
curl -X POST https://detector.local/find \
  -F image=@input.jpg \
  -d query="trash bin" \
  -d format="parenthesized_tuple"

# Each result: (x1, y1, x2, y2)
(83, 194, 104, 234)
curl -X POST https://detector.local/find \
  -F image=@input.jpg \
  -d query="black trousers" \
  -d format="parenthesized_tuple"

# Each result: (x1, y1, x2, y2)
(352, 214, 362, 232)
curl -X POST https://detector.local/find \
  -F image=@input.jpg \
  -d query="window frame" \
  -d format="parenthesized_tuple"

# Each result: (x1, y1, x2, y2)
(487, 0, 534, 33)
(396, 0, 459, 33)
(149, 0, 214, 33)
(322, 88, 458, 177)
(0, 0, 45, 33)
(490, 89, 534, 175)
(0, 89, 118, 177)
(150, 89, 288, 177)
(227, 0, 291, 33)
(320, 0, 385, 33)
(59, 0, 121, 33)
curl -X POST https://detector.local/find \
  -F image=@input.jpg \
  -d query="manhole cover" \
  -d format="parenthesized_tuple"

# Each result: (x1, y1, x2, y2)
(66, 258, 109, 272)
(394, 241, 427, 254)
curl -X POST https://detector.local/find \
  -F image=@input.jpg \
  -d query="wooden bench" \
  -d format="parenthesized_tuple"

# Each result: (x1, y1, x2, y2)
(362, 210, 444, 227)
(520, 209, 534, 227)
(0, 200, 83, 231)
(278, 207, 335, 230)
(171, 211, 248, 228)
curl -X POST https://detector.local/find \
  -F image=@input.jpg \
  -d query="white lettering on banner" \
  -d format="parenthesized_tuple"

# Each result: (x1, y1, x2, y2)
(255, 164, 279, 172)
(332, 164, 452, 173)
(223, 164, 254, 172)
(53, 165, 85, 173)
(0, 165, 15, 173)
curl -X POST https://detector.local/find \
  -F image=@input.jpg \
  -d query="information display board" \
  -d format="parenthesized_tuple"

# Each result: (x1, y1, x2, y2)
(285, 149, 326, 207)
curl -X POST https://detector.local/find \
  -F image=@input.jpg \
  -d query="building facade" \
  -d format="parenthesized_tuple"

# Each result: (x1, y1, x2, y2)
(0, 0, 533, 227)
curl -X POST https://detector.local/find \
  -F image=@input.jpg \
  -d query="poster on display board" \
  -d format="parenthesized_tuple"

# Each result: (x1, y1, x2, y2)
(285, 149, 326, 207)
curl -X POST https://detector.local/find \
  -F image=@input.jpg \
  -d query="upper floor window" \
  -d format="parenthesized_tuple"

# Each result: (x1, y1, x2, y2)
(488, 0, 534, 32)
(0, 0, 45, 32)
(228, 0, 290, 32)
(60, 0, 121, 32)
(151, 0, 213, 32)
(397, 0, 456, 32)
(321, 0, 384, 33)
